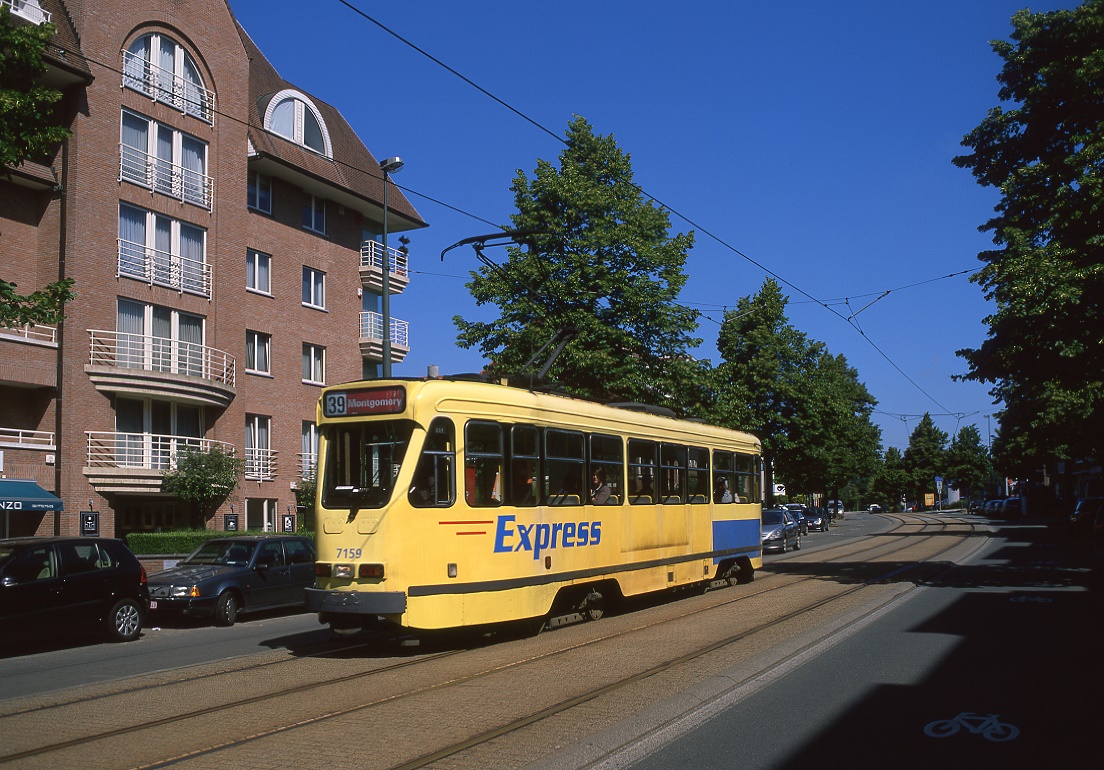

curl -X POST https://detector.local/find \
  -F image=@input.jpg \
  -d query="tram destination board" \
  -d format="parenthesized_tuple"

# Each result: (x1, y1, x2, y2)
(323, 386, 406, 417)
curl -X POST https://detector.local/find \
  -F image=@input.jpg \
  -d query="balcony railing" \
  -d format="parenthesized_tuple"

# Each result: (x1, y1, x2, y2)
(86, 431, 233, 470)
(120, 143, 213, 209)
(359, 311, 409, 347)
(0, 427, 55, 450)
(297, 452, 317, 480)
(246, 448, 278, 481)
(118, 238, 211, 297)
(88, 329, 235, 388)
(121, 49, 215, 123)
(360, 241, 409, 295)
(0, 323, 57, 346)
(2, 1, 51, 24)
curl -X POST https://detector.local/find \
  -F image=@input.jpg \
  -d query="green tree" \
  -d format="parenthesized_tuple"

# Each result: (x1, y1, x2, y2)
(870, 446, 910, 510)
(454, 116, 701, 408)
(713, 279, 810, 500)
(1, 7, 74, 327)
(713, 279, 881, 504)
(0, 277, 74, 327)
(953, 0, 1104, 477)
(944, 425, 992, 500)
(161, 446, 244, 529)
(903, 414, 948, 505)
(0, 6, 70, 166)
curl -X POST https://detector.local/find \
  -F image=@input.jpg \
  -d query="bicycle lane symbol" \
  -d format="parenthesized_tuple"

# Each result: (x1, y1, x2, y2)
(924, 712, 1020, 742)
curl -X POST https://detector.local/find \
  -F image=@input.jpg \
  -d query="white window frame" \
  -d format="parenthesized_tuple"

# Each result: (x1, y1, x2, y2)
(302, 343, 325, 385)
(118, 203, 209, 296)
(247, 170, 271, 213)
(262, 89, 332, 158)
(123, 32, 213, 122)
(120, 109, 210, 208)
(245, 330, 272, 375)
(302, 266, 326, 310)
(246, 249, 272, 295)
(302, 193, 326, 234)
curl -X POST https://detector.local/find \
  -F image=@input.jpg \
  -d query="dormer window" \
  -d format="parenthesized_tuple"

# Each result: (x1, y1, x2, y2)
(263, 90, 332, 158)
(123, 33, 214, 122)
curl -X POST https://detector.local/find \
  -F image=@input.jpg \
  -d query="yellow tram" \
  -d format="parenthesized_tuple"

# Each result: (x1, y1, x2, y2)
(305, 378, 762, 633)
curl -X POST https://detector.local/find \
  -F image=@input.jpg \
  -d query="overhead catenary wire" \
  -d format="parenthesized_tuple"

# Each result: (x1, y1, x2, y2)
(77, 8, 975, 424)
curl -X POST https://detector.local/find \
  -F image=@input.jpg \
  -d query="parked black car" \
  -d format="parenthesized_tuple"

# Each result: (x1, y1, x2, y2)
(0, 537, 149, 644)
(147, 535, 316, 626)
(784, 504, 809, 535)
(804, 507, 828, 532)
(1068, 497, 1103, 538)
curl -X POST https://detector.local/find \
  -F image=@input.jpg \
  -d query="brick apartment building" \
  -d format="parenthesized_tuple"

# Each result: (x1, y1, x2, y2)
(0, 0, 425, 537)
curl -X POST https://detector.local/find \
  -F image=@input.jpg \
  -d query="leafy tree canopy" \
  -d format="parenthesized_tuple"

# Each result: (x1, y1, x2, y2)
(954, 0, 1104, 475)
(902, 414, 948, 502)
(453, 116, 701, 408)
(0, 6, 69, 166)
(713, 278, 880, 502)
(161, 446, 244, 529)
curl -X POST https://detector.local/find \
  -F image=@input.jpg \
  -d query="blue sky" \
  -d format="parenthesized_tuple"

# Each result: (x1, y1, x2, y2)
(233, 0, 1079, 452)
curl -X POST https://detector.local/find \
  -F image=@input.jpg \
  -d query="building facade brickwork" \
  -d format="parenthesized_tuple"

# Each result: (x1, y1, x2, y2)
(0, 0, 425, 537)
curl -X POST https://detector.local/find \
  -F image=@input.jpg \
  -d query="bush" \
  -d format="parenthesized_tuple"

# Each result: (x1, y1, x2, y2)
(126, 530, 316, 555)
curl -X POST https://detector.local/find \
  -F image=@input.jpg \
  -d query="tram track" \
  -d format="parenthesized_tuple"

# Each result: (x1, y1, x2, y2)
(0, 514, 985, 769)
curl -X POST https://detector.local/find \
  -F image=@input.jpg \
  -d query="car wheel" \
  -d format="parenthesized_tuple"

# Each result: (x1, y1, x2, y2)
(106, 598, 143, 642)
(794, 535, 801, 550)
(214, 591, 240, 627)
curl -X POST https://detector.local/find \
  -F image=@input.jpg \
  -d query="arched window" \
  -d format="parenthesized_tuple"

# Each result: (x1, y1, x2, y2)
(123, 33, 214, 122)
(263, 90, 332, 158)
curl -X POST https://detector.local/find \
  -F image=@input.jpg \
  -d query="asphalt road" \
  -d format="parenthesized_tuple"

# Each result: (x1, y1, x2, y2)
(620, 512, 1104, 770)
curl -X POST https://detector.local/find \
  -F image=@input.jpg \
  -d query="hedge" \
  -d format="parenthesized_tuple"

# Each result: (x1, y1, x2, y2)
(126, 530, 316, 555)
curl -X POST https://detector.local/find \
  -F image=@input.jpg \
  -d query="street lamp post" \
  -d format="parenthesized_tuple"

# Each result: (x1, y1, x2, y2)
(379, 157, 404, 378)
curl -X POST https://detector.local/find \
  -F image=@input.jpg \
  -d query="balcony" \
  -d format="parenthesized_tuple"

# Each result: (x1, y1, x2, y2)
(84, 432, 234, 493)
(297, 452, 317, 480)
(118, 238, 212, 297)
(0, 324, 58, 388)
(246, 448, 278, 481)
(86, 330, 236, 408)
(360, 241, 408, 296)
(359, 311, 409, 363)
(121, 49, 215, 124)
(119, 143, 213, 209)
(0, 427, 55, 451)
(2, 1, 50, 24)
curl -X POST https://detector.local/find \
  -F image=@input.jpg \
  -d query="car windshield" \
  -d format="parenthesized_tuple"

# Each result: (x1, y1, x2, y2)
(184, 540, 256, 567)
(0, 545, 16, 567)
(762, 510, 785, 525)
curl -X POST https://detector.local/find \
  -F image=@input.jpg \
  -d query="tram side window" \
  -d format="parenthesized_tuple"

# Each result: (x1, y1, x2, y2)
(509, 424, 539, 506)
(408, 417, 456, 508)
(687, 447, 709, 503)
(734, 452, 760, 503)
(545, 429, 585, 505)
(465, 421, 503, 507)
(628, 439, 657, 504)
(322, 420, 414, 509)
(712, 450, 736, 504)
(588, 433, 623, 505)
(659, 443, 687, 504)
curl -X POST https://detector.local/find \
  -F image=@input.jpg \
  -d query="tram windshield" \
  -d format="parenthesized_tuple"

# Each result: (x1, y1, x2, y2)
(321, 420, 414, 509)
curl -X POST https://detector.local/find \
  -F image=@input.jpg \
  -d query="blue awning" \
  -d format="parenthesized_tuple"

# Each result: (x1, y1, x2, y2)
(0, 479, 64, 511)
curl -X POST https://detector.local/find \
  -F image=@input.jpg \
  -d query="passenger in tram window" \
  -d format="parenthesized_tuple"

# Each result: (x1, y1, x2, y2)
(590, 470, 611, 505)
(409, 465, 436, 507)
(511, 462, 536, 506)
(713, 476, 733, 504)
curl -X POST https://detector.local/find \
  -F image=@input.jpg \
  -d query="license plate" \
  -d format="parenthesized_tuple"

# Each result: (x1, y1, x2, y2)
(149, 600, 158, 609)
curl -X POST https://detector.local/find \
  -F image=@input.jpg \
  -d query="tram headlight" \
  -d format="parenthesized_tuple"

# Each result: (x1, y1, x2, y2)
(334, 564, 354, 579)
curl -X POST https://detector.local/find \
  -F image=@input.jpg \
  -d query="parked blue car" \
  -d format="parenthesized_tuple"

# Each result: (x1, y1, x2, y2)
(147, 535, 315, 626)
